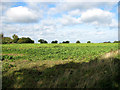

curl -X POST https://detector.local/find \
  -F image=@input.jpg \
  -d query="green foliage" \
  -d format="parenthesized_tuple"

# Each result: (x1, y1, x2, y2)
(0, 33, 3, 38)
(17, 37, 34, 43)
(51, 40, 58, 43)
(2, 55, 13, 61)
(103, 41, 111, 43)
(2, 37, 13, 44)
(12, 34, 19, 43)
(108, 41, 111, 43)
(0, 33, 3, 44)
(2, 43, 119, 88)
(0, 33, 13, 44)
(113, 41, 120, 43)
(2, 43, 118, 61)
(76, 40, 80, 43)
(62, 41, 70, 43)
(2, 56, 120, 88)
(38, 39, 48, 43)
(1, 34, 34, 44)
(3, 62, 16, 72)
(87, 41, 91, 43)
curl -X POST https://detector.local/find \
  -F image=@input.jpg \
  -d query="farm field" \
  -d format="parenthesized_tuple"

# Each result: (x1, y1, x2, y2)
(2, 43, 118, 62)
(1, 43, 120, 88)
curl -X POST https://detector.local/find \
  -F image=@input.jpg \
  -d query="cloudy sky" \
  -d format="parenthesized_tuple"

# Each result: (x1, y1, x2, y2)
(0, 0, 119, 43)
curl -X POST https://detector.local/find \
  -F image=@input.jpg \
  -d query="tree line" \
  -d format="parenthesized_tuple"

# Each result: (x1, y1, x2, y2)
(0, 34, 34, 44)
(0, 33, 120, 44)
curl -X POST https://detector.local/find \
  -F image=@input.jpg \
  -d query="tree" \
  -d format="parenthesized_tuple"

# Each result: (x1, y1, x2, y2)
(44, 40, 48, 43)
(107, 41, 111, 43)
(12, 34, 19, 43)
(103, 41, 111, 43)
(17, 37, 34, 43)
(0, 33, 12, 44)
(113, 41, 118, 43)
(87, 41, 91, 43)
(113, 41, 120, 43)
(38, 39, 48, 44)
(76, 40, 80, 43)
(2, 37, 12, 44)
(0, 33, 3, 38)
(51, 40, 58, 43)
(62, 41, 70, 43)
(0, 33, 3, 44)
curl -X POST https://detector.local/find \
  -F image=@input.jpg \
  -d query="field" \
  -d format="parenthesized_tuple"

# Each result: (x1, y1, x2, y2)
(1, 43, 120, 88)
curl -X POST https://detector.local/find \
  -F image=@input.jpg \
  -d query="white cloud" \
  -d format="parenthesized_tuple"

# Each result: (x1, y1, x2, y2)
(64, 0, 118, 2)
(5, 6, 40, 23)
(80, 8, 115, 27)
(68, 9, 81, 16)
(1, 2, 118, 43)
(57, 8, 117, 28)
(1, 0, 119, 2)
(48, 2, 117, 15)
(109, 19, 118, 28)
(59, 15, 81, 26)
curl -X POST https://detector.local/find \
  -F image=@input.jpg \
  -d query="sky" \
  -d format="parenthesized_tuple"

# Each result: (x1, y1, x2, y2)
(0, 0, 119, 43)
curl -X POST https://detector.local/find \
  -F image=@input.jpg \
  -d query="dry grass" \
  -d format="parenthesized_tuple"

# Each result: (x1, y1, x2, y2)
(2, 53, 120, 88)
(0, 53, 24, 56)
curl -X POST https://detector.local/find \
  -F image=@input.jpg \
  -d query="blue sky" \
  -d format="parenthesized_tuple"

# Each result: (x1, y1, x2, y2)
(0, 0, 119, 43)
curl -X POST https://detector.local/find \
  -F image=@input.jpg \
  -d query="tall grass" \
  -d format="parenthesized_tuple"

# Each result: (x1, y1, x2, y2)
(2, 56, 120, 88)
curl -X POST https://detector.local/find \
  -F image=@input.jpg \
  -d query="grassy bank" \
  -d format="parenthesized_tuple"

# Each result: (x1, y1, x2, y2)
(2, 55, 120, 88)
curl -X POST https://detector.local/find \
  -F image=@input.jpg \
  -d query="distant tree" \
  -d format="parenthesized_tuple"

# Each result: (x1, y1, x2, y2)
(0, 33, 12, 44)
(113, 41, 118, 43)
(113, 41, 120, 43)
(76, 40, 80, 43)
(62, 41, 65, 43)
(51, 40, 58, 43)
(103, 42, 107, 43)
(107, 41, 111, 43)
(38, 39, 44, 43)
(12, 34, 19, 43)
(62, 41, 70, 43)
(0, 33, 3, 38)
(0, 33, 3, 44)
(103, 41, 111, 43)
(44, 40, 48, 43)
(17, 37, 34, 43)
(87, 41, 91, 43)
(38, 39, 48, 43)
(66, 41, 70, 43)
(2, 37, 12, 44)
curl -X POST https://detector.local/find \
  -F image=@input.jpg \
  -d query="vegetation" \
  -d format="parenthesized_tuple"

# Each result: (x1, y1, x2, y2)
(51, 40, 58, 43)
(113, 41, 120, 43)
(1, 37, 13, 44)
(1, 33, 120, 88)
(0, 33, 120, 44)
(62, 41, 70, 43)
(1, 43, 120, 88)
(0, 34, 34, 44)
(87, 41, 91, 43)
(2, 43, 118, 61)
(38, 39, 48, 43)
(76, 40, 80, 43)
(17, 37, 34, 44)
(12, 34, 19, 43)
(103, 41, 111, 43)
(2, 56, 120, 88)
